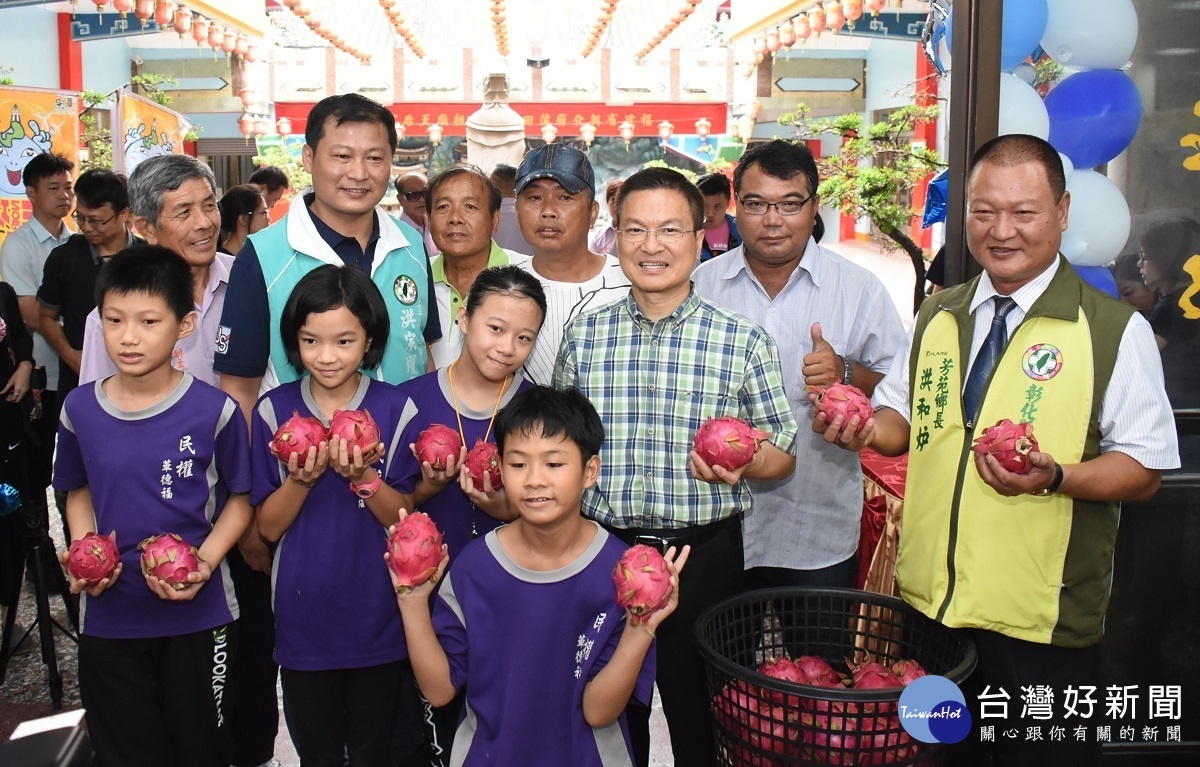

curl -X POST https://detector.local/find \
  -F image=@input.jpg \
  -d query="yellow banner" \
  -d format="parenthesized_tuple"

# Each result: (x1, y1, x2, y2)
(0, 86, 80, 247)
(117, 89, 192, 176)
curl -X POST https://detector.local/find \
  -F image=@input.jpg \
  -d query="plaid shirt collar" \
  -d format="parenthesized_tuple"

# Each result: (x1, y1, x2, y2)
(620, 285, 703, 330)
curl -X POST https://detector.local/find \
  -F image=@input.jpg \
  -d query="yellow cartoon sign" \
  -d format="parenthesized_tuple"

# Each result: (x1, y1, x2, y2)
(1182, 100, 1200, 172)
(117, 89, 191, 176)
(0, 86, 79, 246)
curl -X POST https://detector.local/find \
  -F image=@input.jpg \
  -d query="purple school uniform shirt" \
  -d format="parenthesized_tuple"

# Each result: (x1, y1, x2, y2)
(393, 368, 532, 558)
(250, 375, 409, 670)
(433, 523, 654, 766)
(53, 374, 250, 639)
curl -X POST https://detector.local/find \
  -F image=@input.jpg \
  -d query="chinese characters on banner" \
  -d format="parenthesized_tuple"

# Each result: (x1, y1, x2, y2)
(116, 89, 191, 177)
(975, 684, 1184, 744)
(0, 86, 80, 250)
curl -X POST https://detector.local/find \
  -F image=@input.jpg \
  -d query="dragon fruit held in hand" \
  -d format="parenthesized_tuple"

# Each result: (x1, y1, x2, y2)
(613, 544, 673, 624)
(464, 441, 503, 490)
(387, 512, 446, 593)
(693, 416, 771, 471)
(811, 382, 875, 430)
(67, 531, 119, 586)
(329, 408, 381, 455)
(414, 424, 463, 471)
(270, 411, 328, 464)
(972, 419, 1039, 474)
(138, 533, 202, 590)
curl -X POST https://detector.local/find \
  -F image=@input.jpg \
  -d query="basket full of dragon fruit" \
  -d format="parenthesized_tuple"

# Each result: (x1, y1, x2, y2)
(697, 588, 977, 766)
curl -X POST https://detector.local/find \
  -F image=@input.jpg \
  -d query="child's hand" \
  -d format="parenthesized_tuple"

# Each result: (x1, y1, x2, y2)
(144, 558, 213, 601)
(459, 466, 508, 517)
(328, 437, 385, 481)
(273, 441, 329, 487)
(637, 545, 691, 636)
(413, 444, 467, 491)
(385, 512, 450, 604)
(59, 549, 123, 598)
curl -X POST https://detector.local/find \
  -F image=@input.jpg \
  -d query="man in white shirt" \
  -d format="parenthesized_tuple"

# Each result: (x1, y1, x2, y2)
(395, 171, 437, 259)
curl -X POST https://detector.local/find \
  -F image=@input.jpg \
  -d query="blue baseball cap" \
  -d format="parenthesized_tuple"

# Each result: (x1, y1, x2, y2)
(515, 144, 595, 196)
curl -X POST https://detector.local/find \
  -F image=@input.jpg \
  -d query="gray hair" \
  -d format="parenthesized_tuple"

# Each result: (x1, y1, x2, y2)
(128, 155, 217, 225)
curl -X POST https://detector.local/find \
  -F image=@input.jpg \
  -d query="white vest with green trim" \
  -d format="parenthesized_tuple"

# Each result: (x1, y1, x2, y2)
(247, 198, 429, 390)
(898, 259, 1132, 648)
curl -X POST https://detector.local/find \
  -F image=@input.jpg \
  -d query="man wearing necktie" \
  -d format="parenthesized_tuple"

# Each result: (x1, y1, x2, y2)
(816, 134, 1179, 767)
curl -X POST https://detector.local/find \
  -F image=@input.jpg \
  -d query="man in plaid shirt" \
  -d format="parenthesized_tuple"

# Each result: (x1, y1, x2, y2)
(553, 167, 798, 767)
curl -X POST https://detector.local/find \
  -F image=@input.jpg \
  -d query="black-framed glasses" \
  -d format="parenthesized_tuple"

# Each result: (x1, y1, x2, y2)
(736, 193, 815, 217)
(617, 226, 698, 243)
(402, 190, 426, 202)
(72, 211, 118, 229)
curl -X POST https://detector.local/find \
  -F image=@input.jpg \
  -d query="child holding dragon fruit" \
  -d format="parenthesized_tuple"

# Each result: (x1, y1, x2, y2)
(249, 264, 422, 765)
(391, 385, 689, 767)
(53, 247, 253, 767)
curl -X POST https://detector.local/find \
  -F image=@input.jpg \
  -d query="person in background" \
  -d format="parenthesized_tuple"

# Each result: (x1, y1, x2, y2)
(925, 245, 947, 294)
(247, 165, 291, 211)
(696, 172, 741, 261)
(587, 179, 622, 257)
(1139, 217, 1200, 409)
(1111, 252, 1157, 316)
(488, 163, 528, 253)
(395, 171, 438, 258)
(218, 185, 270, 256)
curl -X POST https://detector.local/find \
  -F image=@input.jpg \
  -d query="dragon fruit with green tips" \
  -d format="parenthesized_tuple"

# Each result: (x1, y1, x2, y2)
(387, 512, 445, 593)
(270, 411, 328, 464)
(414, 424, 463, 471)
(613, 544, 673, 624)
(67, 531, 119, 587)
(972, 419, 1039, 474)
(138, 533, 201, 590)
(693, 416, 771, 471)
(328, 408, 381, 455)
(810, 382, 875, 430)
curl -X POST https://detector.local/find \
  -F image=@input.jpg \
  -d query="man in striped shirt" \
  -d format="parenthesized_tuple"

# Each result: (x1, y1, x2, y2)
(554, 167, 798, 767)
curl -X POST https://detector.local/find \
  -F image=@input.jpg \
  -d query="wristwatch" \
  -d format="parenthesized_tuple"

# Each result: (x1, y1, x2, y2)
(351, 472, 382, 499)
(1029, 462, 1064, 497)
(840, 356, 854, 386)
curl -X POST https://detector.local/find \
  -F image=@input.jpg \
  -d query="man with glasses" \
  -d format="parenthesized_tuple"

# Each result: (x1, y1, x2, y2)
(394, 171, 437, 259)
(38, 169, 142, 397)
(554, 167, 798, 767)
(693, 139, 904, 591)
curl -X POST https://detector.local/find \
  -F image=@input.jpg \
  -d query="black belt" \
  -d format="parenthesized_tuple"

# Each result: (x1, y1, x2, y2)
(607, 515, 738, 554)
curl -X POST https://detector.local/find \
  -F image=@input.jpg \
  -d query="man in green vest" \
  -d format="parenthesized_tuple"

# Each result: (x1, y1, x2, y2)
(818, 134, 1178, 766)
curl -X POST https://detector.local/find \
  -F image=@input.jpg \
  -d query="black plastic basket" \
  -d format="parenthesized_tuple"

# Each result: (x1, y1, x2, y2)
(696, 588, 977, 767)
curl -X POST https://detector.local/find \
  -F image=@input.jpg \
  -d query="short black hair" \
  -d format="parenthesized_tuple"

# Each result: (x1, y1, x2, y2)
(1140, 217, 1200, 283)
(696, 172, 731, 199)
(970, 134, 1066, 202)
(464, 265, 547, 328)
(23, 152, 74, 188)
(733, 140, 819, 200)
(614, 166, 704, 230)
(490, 163, 517, 185)
(219, 184, 265, 240)
(425, 165, 502, 215)
(247, 165, 290, 192)
(1111, 252, 1144, 282)
(95, 245, 194, 321)
(305, 93, 398, 152)
(74, 169, 128, 212)
(494, 385, 605, 462)
(280, 265, 390, 373)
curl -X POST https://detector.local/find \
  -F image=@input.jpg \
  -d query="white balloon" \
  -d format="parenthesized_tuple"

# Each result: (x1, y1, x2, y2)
(1058, 152, 1074, 185)
(998, 73, 1050, 140)
(1061, 170, 1131, 267)
(1041, 0, 1138, 70)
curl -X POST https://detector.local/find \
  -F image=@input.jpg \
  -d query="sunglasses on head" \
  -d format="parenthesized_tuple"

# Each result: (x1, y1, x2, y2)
(402, 190, 425, 202)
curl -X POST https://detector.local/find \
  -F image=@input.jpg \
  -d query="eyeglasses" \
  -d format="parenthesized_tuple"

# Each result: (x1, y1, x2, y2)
(402, 190, 426, 202)
(617, 226, 697, 244)
(72, 211, 117, 229)
(736, 194, 814, 217)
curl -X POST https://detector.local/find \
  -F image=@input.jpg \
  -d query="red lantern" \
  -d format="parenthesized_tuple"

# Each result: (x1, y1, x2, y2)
(795, 14, 811, 43)
(93, 0, 110, 19)
(255, 117, 272, 137)
(427, 123, 443, 146)
(541, 123, 558, 144)
(208, 24, 223, 49)
(153, 1, 172, 27)
(844, 0, 864, 25)
(809, 6, 827, 35)
(113, 0, 133, 16)
(134, 0, 154, 24)
(827, 3, 846, 33)
(276, 117, 292, 138)
(695, 117, 711, 139)
(766, 27, 780, 54)
(618, 120, 635, 149)
(235, 34, 249, 57)
(293, 1, 311, 19)
(238, 113, 254, 138)
(779, 19, 796, 49)
(173, 7, 191, 38)
(756, 35, 768, 58)
(657, 120, 673, 143)
(283, 0, 301, 7)
(191, 15, 207, 45)
(379, 0, 396, 8)
(867, 0, 886, 15)
(238, 88, 254, 108)
(245, 43, 258, 62)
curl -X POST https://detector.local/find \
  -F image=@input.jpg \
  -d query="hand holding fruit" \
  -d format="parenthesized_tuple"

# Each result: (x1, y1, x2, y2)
(976, 444, 1059, 497)
(810, 382, 875, 451)
(139, 533, 210, 601)
(690, 416, 771, 485)
(802, 322, 843, 388)
(613, 544, 690, 636)
(61, 531, 123, 597)
(386, 510, 449, 603)
(412, 425, 467, 489)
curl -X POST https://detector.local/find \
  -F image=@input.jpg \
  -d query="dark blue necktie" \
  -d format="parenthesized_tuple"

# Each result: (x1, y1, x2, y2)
(963, 296, 1017, 423)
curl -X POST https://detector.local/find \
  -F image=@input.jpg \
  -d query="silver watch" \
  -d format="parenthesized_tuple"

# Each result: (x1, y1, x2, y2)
(841, 356, 853, 385)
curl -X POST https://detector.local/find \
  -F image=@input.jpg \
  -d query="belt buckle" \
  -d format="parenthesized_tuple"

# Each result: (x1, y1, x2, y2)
(633, 534, 670, 553)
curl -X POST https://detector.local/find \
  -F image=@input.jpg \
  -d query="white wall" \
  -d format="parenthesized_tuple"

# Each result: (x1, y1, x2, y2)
(2, 7, 60, 89)
(864, 38, 918, 118)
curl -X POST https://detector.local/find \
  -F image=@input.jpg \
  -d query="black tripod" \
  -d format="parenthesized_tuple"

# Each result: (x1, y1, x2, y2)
(0, 496, 79, 710)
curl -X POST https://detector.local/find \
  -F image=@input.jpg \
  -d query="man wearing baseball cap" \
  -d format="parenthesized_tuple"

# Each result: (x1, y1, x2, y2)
(513, 144, 629, 384)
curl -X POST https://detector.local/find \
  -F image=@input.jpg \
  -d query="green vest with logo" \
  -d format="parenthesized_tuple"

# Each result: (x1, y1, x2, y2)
(899, 258, 1133, 647)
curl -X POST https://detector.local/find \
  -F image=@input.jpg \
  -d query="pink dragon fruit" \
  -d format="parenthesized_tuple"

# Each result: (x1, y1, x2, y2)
(693, 416, 771, 471)
(414, 424, 463, 471)
(270, 410, 328, 464)
(613, 544, 673, 624)
(387, 512, 446, 593)
(891, 658, 928, 686)
(972, 418, 1039, 474)
(758, 656, 805, 708)
(811, 382, 875, 430)
(849, 661, 902, 716)
(856, 715, 917, 765)
(464, 441, 503, 490)
(796, 655, 846, 688)
(329, 408, 382, 455)
(138, 533, 201, 590)
(66, 531, 119, 587)
(713, 680, 764, 743)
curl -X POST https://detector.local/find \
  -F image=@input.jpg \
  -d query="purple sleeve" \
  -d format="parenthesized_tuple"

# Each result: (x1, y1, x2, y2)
(589, 619, 657, 707)
(52, 395, 87, 491)
(386, 399, 424, 495)
(78, 308, 117, 386)
(250, 400, 284, 507)
(215, 398, 252, 495)
(431, 571, 469, 694)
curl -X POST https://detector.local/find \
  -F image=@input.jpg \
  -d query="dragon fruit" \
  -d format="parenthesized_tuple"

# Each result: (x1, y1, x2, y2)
(693, 416, 771, 471)
(387, 512, 446, 593)
(464, 441, 503, 490)
(138, 533, 201, 590)
(328, 408, 381, 455)
(270, 410, 328, 464)
(810, 382, 875, 430)
(613, 544, 673, 624)
(796, 655, 846, 688)
(414, 424, 463, 471)
(66, 531, 119, 587)
(891, 658, 928, 686)
(758, 656, 805, 708)
(972, 418, 1039, 474)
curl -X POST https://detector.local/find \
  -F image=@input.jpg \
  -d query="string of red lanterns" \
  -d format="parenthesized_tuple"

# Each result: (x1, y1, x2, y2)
(380, 0, 426, 59)
(490, 0, 510, 57)
(581, 0, 620, 59)
(98, 1, 258, 62)
(284, 0, 371, 63)
(635, 0, 702, 60)
(743, 0, 872, 77)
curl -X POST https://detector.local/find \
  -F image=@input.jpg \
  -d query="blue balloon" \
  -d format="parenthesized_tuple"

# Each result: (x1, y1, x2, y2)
(1045, 70, 1142, 169)
(1074, 265, 1119, 298)
(1002, 0, 1049, 70)
(923, 169, 949, 229)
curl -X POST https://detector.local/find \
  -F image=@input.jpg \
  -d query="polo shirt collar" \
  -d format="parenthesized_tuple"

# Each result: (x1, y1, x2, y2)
(28, 215, 70, 245)
(717, 237, 822, 290)
(286, 193, 413, 271)
(430, 240, 508, 284)
(91, 228, 137, 265)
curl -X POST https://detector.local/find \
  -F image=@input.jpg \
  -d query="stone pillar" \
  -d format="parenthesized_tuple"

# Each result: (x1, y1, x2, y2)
(465, 73, 528, 173)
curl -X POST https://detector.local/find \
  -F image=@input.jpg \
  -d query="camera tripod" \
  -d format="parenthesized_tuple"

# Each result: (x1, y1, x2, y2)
(0, 496, 79, 710)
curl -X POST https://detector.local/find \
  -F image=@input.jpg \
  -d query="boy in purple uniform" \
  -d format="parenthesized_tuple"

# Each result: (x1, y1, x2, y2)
(54, 246, 252, 767)
(393, 386, 688, 767)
